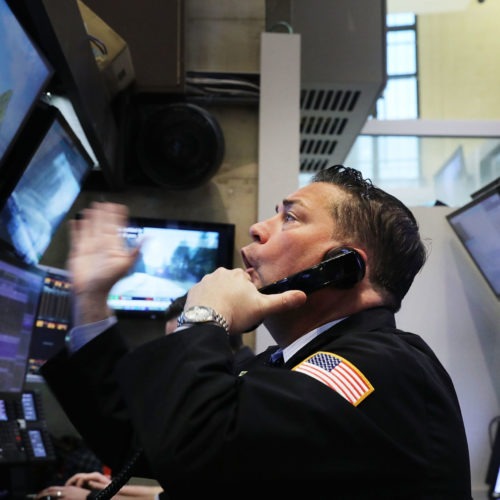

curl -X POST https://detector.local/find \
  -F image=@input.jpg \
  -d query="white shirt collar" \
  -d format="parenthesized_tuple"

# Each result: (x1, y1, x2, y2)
(281, 317, 346, 363)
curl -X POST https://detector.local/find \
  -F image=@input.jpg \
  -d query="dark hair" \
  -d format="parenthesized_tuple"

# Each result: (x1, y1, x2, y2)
(312, 165, 427, 312)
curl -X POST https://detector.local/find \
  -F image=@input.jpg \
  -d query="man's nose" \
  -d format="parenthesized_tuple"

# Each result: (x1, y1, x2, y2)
(248, 217, 274, 244)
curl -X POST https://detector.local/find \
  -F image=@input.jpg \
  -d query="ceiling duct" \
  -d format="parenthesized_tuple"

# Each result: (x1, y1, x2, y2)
(266, 0, 387, 172)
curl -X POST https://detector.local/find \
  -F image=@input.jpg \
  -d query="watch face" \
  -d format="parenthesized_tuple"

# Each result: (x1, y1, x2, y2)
(184, 306, 214, 322)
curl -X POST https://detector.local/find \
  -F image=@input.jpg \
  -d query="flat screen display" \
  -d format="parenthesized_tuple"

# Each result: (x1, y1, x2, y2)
(0, 399, 7, 420)
(0, 107, 92, 265)
(21, 391, 37, 421)
(0, 0, 52, 168)
(107, 216, 235, 318)
(0, 252, 44, 393)
(27, 266, 71, 381)
(446, 186, 500, 299)
(28, 429, 47, 458)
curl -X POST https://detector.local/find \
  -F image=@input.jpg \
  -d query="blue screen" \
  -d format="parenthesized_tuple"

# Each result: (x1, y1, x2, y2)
(0, 254, 44, 393)
(447, 188, 500, 298)
(107, 217, 235, 317)
(0, 117, 91, 265)
(0, 0, 52, 166)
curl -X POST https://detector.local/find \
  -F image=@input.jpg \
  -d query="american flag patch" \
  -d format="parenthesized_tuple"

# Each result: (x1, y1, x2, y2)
(292, 351, 374, 406)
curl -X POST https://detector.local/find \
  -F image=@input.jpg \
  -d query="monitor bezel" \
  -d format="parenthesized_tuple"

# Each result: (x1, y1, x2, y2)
(0, 0, 53, 171)
(107, 215, 236, 319)
(0, 103, 93, 265)
(446, 185, 500, 300)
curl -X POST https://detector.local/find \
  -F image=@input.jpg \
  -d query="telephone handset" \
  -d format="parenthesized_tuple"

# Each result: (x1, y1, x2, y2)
(258, 247, 365, 295)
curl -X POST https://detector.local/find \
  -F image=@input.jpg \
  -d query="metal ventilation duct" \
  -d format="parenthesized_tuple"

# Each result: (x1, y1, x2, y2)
(266, 0, 387, 172)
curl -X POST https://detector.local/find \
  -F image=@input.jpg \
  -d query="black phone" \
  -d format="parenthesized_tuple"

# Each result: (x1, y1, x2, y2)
(258, 247, 365, 295)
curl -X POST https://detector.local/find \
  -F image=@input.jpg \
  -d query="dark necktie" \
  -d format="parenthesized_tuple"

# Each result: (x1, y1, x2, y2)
(269, 349, 284, 367)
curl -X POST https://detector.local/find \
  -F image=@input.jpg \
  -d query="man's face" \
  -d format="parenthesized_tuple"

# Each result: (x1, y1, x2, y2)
(241, 182, 346, 289)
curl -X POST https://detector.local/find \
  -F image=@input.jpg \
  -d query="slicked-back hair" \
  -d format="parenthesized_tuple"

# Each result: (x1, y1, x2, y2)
(312, 165, 427, 312)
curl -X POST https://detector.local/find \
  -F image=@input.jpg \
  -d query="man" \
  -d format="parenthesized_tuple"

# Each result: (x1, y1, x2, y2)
(42, 165, 471, 499)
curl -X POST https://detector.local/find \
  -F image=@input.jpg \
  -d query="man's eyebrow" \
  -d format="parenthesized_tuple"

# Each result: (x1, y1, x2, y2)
(275, 198, 303, 213)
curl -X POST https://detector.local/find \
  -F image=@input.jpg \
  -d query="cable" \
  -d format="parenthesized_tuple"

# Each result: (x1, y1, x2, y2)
(88, 34, 108, 56)
(86, 448, 143, 500)
(269, 21, 293, 33)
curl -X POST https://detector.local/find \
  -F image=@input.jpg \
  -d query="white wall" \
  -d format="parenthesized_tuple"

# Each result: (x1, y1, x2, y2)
(256, 32, 300, 353)
(397, 206, 500, 494)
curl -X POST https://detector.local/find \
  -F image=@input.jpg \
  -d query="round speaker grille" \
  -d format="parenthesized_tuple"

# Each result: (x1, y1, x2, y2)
(136, 102, 225, 189)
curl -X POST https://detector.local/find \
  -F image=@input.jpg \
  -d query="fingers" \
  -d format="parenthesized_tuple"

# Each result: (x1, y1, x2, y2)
(65, 470, 110, 487)
(265, 289, 308, 315)
(36, 485, 91, 499)
(185, 268, 307, 333)
(85, 202, 128, 246)
(67, 201, 140, 299)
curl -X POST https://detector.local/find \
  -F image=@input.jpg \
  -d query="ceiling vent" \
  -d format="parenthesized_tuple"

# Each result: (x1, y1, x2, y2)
(266, 0, 387, 172)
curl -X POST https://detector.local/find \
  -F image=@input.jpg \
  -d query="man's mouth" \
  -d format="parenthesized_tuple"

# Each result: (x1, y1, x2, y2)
(241, 251, 261, 286)
(241, 251, 253, 271)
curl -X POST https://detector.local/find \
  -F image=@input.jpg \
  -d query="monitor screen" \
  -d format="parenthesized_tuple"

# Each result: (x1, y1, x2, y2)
(21, 391, 38, 421)
(107, 216, 235, 318)
(446, 186, 500, 299)
(0, 105, 92, 265)
(0, 0, 52, 169)
(26, 265, 71, 381)
(0, 251, 44, 393)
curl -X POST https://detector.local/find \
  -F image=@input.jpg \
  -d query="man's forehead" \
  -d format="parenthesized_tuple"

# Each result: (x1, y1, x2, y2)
(281, 182, 342, 208)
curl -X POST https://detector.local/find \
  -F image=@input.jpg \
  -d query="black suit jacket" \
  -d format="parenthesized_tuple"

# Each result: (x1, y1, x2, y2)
(41, 307, 472, 499)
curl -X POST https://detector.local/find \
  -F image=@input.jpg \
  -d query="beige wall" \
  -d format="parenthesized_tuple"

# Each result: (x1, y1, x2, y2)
(419, 1, 500, 120)
(400, 1, 500, 203)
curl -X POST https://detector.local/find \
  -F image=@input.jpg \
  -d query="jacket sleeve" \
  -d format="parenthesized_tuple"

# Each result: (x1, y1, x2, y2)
(114, 324, 414, 488)
(40, 325, 143, 472)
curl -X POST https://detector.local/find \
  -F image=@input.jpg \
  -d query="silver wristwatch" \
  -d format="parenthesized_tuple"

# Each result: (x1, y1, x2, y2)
(177, 305, 230, 334)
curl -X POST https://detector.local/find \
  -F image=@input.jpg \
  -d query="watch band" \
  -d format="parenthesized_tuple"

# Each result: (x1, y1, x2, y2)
(177, 306, 230, 334)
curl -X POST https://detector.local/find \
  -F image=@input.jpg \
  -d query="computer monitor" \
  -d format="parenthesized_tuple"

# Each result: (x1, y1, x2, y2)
(0, 0, 52, 170)
(0, 104, 92, 265)
(26, 265, 72, 382)
(106, 216, 235, 318)
(11, 0, 121, 188)
(471, 176, 500, 200)
(0, 251, 44, 393)
(446, 186, 500, 299)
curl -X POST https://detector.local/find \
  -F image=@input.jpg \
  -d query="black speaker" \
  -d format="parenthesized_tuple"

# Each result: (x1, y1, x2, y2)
(121, 94, 225, 189)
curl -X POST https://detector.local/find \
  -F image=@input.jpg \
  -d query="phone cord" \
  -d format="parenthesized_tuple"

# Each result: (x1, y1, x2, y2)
(86, 447, 143, 500)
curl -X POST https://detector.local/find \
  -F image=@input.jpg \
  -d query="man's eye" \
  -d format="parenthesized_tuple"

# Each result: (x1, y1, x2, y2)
(284, 212, 296, 222)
